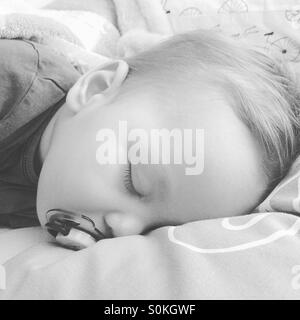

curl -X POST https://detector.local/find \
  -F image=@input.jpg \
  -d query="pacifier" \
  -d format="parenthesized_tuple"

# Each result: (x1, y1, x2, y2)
(45, 209, 106, 250)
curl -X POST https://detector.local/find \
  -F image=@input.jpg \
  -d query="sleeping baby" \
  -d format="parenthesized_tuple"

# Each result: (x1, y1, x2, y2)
(0, 30, 299, 249)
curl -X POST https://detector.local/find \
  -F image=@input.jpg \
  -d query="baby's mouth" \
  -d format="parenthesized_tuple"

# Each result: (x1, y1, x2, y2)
(45, 209, 107, 250)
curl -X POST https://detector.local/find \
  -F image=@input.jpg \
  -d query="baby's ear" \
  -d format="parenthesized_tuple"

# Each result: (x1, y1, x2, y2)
(66, 60, 129, 113)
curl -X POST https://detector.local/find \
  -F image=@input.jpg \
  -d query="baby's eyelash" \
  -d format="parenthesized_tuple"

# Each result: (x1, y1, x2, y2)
(123, 163, 140, 196)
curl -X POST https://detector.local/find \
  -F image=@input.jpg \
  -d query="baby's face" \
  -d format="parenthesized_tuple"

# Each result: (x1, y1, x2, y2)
(37, 80, 267, 238)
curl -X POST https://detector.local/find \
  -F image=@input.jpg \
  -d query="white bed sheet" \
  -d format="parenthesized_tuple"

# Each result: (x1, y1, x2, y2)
(0, 227, 49, 265)
(1, 213, 300, 299)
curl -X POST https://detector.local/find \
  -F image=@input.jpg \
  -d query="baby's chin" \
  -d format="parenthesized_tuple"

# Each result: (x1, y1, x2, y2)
(36, 178, 55, 228)
(36, 197, 49, 228)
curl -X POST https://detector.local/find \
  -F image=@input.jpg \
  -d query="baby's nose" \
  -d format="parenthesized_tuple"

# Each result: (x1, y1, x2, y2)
(104, 212, 146, 237)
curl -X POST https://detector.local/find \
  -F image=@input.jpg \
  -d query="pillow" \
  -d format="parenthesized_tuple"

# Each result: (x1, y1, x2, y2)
(1, 212, 300, 299)
(163, 0, 300, 67)
(258, 156, 300, 214)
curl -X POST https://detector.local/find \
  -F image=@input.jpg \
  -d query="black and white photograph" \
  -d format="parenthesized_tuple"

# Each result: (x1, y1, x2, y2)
(1, 0, 300, 301)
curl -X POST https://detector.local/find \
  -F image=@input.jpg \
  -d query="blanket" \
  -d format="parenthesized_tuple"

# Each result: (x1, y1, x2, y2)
(113, 0, 300, 72)
(0, 0, 119, 72)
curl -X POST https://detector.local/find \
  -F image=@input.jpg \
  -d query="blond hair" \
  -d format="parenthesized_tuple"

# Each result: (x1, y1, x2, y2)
(124, 30, 300, 192)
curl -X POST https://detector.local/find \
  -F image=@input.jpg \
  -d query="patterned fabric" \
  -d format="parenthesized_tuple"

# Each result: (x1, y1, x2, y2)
(162, 0, 300, 68)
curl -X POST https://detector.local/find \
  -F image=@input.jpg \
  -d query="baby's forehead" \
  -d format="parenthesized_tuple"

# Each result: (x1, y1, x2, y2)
(121, 83, 228, 130)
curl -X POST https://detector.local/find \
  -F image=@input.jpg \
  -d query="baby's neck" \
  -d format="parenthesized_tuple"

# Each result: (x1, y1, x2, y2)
(39, 104, 65, 164)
